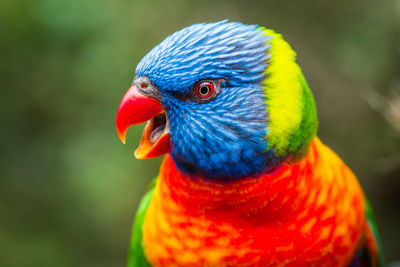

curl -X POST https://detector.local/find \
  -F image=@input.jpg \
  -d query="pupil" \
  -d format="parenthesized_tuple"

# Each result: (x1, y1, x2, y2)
(200, 86, 209, 95)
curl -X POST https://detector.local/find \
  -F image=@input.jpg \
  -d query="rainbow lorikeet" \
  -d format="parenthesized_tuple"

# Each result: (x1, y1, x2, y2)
(116, 21, 384, 267)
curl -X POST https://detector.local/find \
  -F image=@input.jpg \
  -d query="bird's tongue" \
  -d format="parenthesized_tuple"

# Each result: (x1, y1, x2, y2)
(135, 113, 170, 159)
(149, 114, 167, 143)
(116, 84, 171, 159)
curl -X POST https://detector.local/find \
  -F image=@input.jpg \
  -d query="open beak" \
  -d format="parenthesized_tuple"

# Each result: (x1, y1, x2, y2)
(116, 84, 171, 159)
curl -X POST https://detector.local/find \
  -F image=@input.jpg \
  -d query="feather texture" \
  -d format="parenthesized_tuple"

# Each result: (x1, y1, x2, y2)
(129, 138, 381, 266)
(124, 21, 383, 266)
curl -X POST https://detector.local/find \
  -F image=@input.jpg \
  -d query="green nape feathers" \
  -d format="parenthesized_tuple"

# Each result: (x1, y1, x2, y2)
(261, 29, 318, 159)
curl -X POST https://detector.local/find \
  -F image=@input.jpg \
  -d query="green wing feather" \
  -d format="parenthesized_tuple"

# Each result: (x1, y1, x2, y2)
(365, 197, 385, 267)
(351, 196, 385, 267)
(127, 178, 157, 267)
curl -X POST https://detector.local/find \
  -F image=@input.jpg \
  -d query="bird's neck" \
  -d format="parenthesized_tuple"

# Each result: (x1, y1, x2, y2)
(157, 138, 323, 223)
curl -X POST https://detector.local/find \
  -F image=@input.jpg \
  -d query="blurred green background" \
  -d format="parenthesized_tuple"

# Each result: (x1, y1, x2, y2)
(1, 0, 399, 266)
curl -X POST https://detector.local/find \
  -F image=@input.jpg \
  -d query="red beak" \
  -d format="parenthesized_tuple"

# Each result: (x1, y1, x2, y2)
(116, 84, 171, 159)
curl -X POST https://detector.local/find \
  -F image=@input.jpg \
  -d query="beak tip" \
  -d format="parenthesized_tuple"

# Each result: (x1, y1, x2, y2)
(134, 149, 145, 159)
(117, 129, 127, 144)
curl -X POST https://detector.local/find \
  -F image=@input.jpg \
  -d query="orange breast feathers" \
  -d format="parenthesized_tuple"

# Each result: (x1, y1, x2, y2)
(142, 138, 366, 266)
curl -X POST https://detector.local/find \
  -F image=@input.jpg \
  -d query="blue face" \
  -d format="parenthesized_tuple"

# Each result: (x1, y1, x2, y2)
(135, 21, 276, 179)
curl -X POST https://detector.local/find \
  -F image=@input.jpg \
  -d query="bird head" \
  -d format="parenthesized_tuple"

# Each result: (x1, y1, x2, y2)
(116, 21, 318, 179)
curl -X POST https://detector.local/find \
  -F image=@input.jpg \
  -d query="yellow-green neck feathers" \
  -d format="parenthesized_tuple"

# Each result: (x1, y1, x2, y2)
(261, 28, 318, 159)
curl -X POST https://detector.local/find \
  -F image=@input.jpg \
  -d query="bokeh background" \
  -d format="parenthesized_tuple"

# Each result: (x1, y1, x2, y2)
(1, 0, 399, 266)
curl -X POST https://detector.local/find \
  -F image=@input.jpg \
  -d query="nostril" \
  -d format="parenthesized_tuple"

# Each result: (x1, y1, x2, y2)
(140, 82, 148, 89)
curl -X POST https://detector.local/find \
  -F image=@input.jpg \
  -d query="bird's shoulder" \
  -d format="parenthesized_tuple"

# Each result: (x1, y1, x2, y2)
(347, 196, 384, 267)
(127, 178, 157, 267)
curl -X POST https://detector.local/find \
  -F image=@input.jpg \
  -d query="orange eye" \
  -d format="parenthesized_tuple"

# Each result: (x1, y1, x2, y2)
(195, 81, 214, 99)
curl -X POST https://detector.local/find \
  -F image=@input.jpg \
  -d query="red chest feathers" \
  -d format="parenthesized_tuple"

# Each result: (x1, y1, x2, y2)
(142, 138, 366, 267)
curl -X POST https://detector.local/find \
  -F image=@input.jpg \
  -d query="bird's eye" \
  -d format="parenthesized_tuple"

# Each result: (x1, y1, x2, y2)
(195, 81, 214, 99)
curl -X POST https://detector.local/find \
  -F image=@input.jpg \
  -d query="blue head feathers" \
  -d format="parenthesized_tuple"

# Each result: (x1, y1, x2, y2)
(135, 21, 277, 179)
